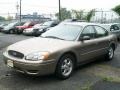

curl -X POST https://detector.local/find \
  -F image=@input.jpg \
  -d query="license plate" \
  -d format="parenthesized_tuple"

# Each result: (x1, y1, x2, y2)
(7, 60, 14, 67)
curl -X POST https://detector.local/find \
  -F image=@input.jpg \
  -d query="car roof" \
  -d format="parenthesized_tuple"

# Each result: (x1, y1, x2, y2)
(101, 23, 120, 26)
(61, 22, 101, 27)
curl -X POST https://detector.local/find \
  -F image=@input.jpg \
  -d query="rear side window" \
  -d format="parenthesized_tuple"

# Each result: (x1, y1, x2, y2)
(94, 26, 108, 38)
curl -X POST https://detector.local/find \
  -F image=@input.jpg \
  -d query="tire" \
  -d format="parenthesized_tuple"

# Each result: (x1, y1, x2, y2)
(9, 30, 14, 34)
(34, 34, 40, 37)
(55, 54, 75, 79)
(117, 38, 120, 42)
(105, 46, 114, 61)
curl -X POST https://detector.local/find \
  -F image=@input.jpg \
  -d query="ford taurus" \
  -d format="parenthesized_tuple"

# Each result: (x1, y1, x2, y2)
(3, 22, 117, 79)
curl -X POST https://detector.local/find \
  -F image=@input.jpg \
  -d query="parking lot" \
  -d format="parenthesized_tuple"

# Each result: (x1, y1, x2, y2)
(0, 33, 120, 90)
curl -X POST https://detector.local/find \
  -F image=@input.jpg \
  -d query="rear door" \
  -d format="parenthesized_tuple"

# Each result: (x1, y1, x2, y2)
(93, 25, 110, 56)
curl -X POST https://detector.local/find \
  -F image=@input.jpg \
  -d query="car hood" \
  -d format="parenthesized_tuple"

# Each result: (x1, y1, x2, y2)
(4, 26, 12, 30)
(7, 37, 76, 55)
(38, 25, 49, 29)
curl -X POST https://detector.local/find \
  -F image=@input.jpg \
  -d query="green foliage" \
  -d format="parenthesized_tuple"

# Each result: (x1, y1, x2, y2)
(86, 9, 95, 22)
(6, 16, 13, 21)
(0, 16, 5, 21)
(55, 8, 95, 22)
(55, 8, 72, 21)
(112, 4, 120, 16)
(72, 10, 85, 20)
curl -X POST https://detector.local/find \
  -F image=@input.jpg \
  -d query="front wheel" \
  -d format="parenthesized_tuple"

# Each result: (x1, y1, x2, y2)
(55, 54, 74, 79)
(9, 30, 14, 34)
(105, 46, 114, 61)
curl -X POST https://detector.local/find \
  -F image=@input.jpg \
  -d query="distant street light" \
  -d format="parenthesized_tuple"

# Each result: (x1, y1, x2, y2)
(59, 0, 61, 21)
(20, 0, 22, 22)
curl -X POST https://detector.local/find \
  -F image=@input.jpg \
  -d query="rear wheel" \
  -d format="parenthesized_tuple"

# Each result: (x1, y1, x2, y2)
(55, 54, 74, 79)
(105, 46, 114, 61)
(117, 37, 120, 42)
(34, 34, 40, 37)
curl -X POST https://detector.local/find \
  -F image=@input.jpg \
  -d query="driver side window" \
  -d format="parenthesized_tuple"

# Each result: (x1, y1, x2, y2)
(81, 26, 96, 39)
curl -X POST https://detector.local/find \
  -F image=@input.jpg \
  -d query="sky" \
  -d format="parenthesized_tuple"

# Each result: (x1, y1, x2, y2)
(0, 0, 120, 17)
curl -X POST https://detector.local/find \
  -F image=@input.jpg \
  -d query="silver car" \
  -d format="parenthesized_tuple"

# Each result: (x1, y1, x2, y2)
(101, 23, 120, 41)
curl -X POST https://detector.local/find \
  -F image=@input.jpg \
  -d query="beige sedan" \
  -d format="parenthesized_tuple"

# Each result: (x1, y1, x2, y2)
(3, 22, 117, 79)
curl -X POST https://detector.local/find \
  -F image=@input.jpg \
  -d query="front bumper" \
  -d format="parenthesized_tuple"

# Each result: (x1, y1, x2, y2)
(3, 53, 57, 75)
(1, 30, 9, 33)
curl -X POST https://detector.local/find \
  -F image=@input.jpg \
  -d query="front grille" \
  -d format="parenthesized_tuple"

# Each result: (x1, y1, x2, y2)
(8, 50, 24, 59)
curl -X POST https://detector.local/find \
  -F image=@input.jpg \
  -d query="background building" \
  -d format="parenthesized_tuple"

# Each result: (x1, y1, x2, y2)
(15, 12, 51, 22)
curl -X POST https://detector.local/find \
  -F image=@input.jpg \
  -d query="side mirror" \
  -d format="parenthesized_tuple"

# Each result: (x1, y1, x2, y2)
(79, 36, 91, 41)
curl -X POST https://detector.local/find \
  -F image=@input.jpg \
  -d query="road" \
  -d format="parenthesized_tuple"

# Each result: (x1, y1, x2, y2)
(0, 33, 120, 90)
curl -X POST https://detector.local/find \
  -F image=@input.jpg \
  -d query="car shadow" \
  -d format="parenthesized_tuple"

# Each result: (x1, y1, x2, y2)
(0, 56, 113, 90)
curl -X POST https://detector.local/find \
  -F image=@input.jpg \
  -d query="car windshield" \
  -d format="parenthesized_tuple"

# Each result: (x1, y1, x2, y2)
(41, 24, 82, 41)
(33, 24, 41, 28)
(15, 22, 25, 26)
(42, 21, 53, 26)
(5, 22, 17, 28)
(23, 22, 30, 26)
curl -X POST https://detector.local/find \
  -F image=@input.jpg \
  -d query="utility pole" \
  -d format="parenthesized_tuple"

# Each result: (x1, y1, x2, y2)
(16, 2, 19, 20)
(59, 0, 61, 21)
(20, 0, 22, 22)
(101, 9, 103, 23)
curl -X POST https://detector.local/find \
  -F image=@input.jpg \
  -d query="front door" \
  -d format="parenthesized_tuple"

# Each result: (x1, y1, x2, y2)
(78, 25, 98, 62)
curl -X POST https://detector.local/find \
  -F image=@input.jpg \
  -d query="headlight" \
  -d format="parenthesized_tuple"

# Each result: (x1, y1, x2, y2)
(39, 29, 43, 31)
(25, 52, 50, 61)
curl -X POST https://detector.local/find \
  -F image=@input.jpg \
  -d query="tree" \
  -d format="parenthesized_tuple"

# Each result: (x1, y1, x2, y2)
(112, 5, 120, 16)
(86, 9, 95, 22)
(55, 8, 72, 21)
(72, 10, 85, 20)
(6, 16, 13, 21)
(0, 16, 5, 21)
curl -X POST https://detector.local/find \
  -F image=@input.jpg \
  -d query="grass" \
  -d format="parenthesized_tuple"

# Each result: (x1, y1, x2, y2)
(101, 76, 120, 83)
(80, 82, 92, 90)
(85, 64, 120, 83)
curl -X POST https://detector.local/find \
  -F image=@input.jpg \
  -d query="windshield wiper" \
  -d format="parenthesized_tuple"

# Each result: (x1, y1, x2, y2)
(44, 36, 65, 40)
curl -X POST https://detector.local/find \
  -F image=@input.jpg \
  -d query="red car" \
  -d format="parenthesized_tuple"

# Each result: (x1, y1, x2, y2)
(15, 21, 36, 34)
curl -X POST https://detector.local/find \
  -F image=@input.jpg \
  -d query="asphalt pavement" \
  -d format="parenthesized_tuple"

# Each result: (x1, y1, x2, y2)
(0, 33, 120, 90)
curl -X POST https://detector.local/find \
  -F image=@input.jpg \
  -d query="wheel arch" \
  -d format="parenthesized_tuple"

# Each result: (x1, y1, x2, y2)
(57, 51, 78, 67)
(109, 43, 116, 51)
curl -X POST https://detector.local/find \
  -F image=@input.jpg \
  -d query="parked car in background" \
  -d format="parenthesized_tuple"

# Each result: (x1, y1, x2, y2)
(63, 19, 87, 22)
(101, 23, 120, 41)
(15, 21, 37, 34)
(3, 22, 117, 79)
(0, 24, 8, 32)
(1, 22, 25, 34)
(23, 24, 42, 36)
(33, 20, 59, 36)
